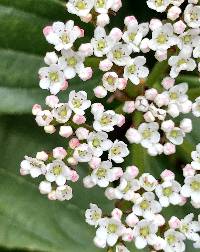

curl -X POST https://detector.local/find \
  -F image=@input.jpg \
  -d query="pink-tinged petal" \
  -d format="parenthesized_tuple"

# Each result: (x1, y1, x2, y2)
(43, 26, 53, 36)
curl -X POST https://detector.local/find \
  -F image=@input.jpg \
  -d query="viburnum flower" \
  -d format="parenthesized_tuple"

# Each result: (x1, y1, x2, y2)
(20, 156, 46, 178)
(165, 126, 185, 145)
(184, 4, 200, 28)
(85, 203, 102, 227)
(123, 56, 149, 85)
(66, 0, 94, 18)
(55, 185, 73, 201)
(146, 0, 170, 12)
(139, 173, 158, 192)
(73, 143, 93, 162)
(68, 90, 91, 115)
(179, 214, 200, 241)
(52, 103, 72, 123)
(191, 143, 200, 170)
(101, 72, 127, 93)
(164, 229, 186, 252)
(35, 110, 53, 126)
(108, 140, 129, 163)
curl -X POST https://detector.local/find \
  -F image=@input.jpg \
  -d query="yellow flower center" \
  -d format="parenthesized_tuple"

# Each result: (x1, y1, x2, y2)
(156, 34, 167, 44)
(76, 0, 86, 10)
(140, 200, 149, 210)
(163, 187, 173, 197)
(167, 234, 176, 245)
(170, 92, 178, 100)
(97, 40, 106, 51)
(107, 224, 117, 234)
(129, 32, 136, 41)
(191, 181, 200, 191)
(128, 64, 137, 74)
(60, 34, 69, 44)
(140, 226, 149, 237)
(113, 50, 123, 60)
(67, 57, 77, 67)
(96, 168, 107, 178)
(96, 0, 105, 8)
(53, 165, 62, 175)
(142, 129, 151, 139)
(49, 72, 59, 82)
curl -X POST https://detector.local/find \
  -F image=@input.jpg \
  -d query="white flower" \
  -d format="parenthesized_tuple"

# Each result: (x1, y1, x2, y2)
(20, 156, 46, 178)
(68, 90, 91, 115)
(107, 42, 132, 66)
(148, 23, 178, 52)
(87, 131, 112, 157)
(94, 217, 124, 248)
(135, 96, 149, 112)
(177, 29, 200, 52)
(191, 143, 200, 170)
(164, 229, 186, 252)
(35, 110, 53, 126)
(155, 180, 182, 207)
(147, 0, 170, 12)
(66, 0, 94, 17)
(102, 72, 126, 92)
(44, 21, 82, 51)
(93, 109, 119, 132)
(73, 143, 93, 162)
(39, 64, 66, 95)
(168, 51, 196, 78)
(45, 160, 71, 186)
(166, 127, 185, 145)
(184, 4, 200, 28)
(139, 173, 158, 191)
(137, 122, 160, 148)
(192, 97, 200, 117)
(94, 0, 114, 14)
(132, 192, 162, 220)
(179, 214, 200, 241)
(55, 185, 73, 201)
(133, 219, 158, 249)
(108, 140, 130, 163)
(91, 27, 118, 57)
(52, 103, 72, 123)
(58, 49, 86, 80)
(85, 203, 102, 227)
(90, 160, 122, 187)
(181, 174, 200, 205)
(124, 56, 149, 85)
(122, 19, 149, 52)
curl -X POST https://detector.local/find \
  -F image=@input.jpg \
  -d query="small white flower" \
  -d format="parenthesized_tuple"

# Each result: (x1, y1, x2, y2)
(155, 180, 182, 207)
(184, 4, 200, 28)
(55, 185, 73, 201)
(87, 131, 112, 157)
(192, 97, 200, 117)
(179, 214, 200, 241)
(124, 56, 149, 85)
(94, 217, 124, 248)
(73, 143, 93, 162)
(93, 109, 119, 132)
(138, 122, 160, 149)
(44, 21, 82, 51)
(133, 219, 158, 249)
(39, 64, 66, 95)
(90, 160, 122, 187)
(147, 0, 170, 12)
(177, 29, 200, 52)
(20, 156, 46, 178)
(164, 229, 186, 252)
(35, 110, 53, 127)
(135, 96, 149, 112)
(68, 90, 91, 115)
(191, 143, 200, 170)
(66, 0, 94, 17)
(181, 174, 200, 205)
(45, 160, 71, 186)
(166, 127, 185, 145)
(139, 173, 158, 191)
(132, 192, 162, 220)
(108, 140, 130, 163)
(52, 103, 72, 123)
(94, 0, 114, 14)
(85, 203, 102, 227)
(107, 42, 132, 66)
(102, 72, 126, 92)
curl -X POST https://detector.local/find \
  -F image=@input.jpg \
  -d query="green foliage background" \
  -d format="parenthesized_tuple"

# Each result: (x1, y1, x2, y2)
(0, 0, 199, 251)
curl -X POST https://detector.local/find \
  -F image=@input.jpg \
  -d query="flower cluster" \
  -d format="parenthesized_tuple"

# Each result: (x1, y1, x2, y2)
(20, 0, 200, 252)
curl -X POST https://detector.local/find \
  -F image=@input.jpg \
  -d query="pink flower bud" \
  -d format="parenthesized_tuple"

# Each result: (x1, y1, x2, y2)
(125, 213, 139, 227)
(72, 114, 86, 125)
(60, 80, 68, 91)
(126, 128, 141, 144)
(179, 195, 187, 206)
(173, 20, 186, 34)
(36, 151, 48, 161)
(53, 147, 67, 160)
(32, 104, 42, 115)
(74, 26, 84, 38)
(75, 127, 89, 140)
(69, 138, 80, 149)
(105, 187, 116, 200)
(79, 67, 93, 81)
(183, 164, 196, 177)
(124, 16, 137, 26)
(80, 14, 92, 23)
(91, 103, 104, 114)
(145, 88, 158, 101)
(155, 50, 167, 62)
(44, 125, 56, 134)
(161, 77, 175, 90)
(111, 0, 122, 12)
(155, 94, 169, 107)
(59, 126, 73, 138)
(144, 111, 155, 122)
(93, 86, 107, 98)
(70, 170, 79, 182)
(45, 95, 59, 108)
(44, 52, 58, 65)
(97, 14, 110, 27)
(122, 228, 134, 242)
(167, 6, 181, 21)
(39, 181, 52, 195)
(79, 43, 93, 57)
(168, 103, 180, 117)
(99, 59, 113, 72)
(154, 214, 165, 227)
(89, 157, 101, 169)
(48, 190, 57, 200)
(43, 26, 53, 36)
(67, 157, 78, 166)
(118, 78, 127, 90)
(140, 38, 150, 53)
(116, 114, 125, 127)
(180, 118, 192, 133)
(83, 176, 95, 188)
(112, 167, 123, 180)
(126, 166, 139, 178)
(111, 208, 122, 220)
(123, 101, 135, 114)
(161, 169, 175, 181)
(109, 28, 123, 42)
(168, 216, 181, 229)
(161, 120, 175, 132)
(149, 19, 162, 31)
(163, 143, 176, 155)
